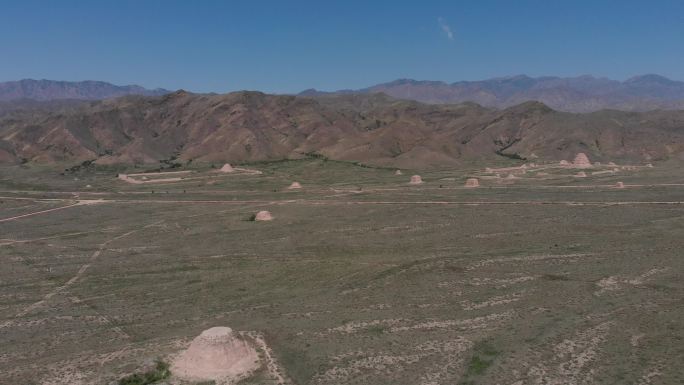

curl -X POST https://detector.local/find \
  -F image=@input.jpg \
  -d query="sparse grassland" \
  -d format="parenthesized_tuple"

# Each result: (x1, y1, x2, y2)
(0, 159, 683, 384)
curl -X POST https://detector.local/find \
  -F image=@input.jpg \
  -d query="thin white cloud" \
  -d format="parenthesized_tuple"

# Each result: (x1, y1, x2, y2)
(438, 17, 454, 41)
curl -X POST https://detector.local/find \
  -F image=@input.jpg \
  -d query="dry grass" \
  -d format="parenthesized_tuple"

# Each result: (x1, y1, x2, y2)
(0, 159, 682, 384)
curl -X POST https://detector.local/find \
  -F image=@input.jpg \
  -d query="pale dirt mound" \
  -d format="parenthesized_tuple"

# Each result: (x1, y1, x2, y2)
(615, 182, 625, 188)
(171, 327, 259, 384)
(220, 163, 235, 173)
(575, 171, 587, 178)
(395, 170, 403, 175)
(573, 153, 592, 168)
(255, 211, 273, 221)
(409, 175, 423, 184)
(287, 182, 302, 189)
(505, 174, 517, 179)
(646, 163, 654, 168)
(559, 160, 571, 166)
(608, 161, 617, 166)
(464, 178, 480, 188)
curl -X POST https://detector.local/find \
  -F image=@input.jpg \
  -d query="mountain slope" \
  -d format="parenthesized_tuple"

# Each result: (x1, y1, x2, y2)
(303, 75, 684, 113)
(0, 79, 171, 101)
(1, 91, 683, 167)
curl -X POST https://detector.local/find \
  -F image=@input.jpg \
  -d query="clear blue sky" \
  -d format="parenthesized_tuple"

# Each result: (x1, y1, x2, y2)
(1, 0, 683, 93)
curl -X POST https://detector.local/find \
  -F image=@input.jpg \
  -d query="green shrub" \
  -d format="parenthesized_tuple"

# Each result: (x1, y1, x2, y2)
(118, 360, 170, 385)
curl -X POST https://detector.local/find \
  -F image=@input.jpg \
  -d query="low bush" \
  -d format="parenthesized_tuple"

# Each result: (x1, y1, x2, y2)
(118, 360, 170, 385)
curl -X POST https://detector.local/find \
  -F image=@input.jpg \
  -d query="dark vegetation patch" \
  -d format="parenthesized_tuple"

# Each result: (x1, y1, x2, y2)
(118, 360, 170, 385)
(459, 341, 500, 384)
(63, 159, 95, 174)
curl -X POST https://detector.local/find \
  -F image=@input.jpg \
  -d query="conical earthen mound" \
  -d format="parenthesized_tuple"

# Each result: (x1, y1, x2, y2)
(573, 153, 592, 168)
(409, 175, 423, 184)
(395, 170, 403, 175)
(220, 163, 234, 173)
(171, 327, 259, 383)
(287, 182, 302, 189)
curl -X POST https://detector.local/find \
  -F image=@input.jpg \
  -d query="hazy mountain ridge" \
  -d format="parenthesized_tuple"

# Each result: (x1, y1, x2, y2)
(302, 74, 684, 112)
(0, 79, 171, 102)
(1, 91, 683, 167)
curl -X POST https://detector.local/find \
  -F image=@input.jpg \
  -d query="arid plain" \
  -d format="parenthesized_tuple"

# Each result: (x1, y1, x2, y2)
(1, 157, 682, 384)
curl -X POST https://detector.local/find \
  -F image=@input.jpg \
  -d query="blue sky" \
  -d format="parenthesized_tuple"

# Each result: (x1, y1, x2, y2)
(1, 0, 683, 93)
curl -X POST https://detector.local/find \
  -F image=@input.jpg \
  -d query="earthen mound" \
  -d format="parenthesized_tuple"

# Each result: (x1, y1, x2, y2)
(287, 182, 302, 189)
(615, 181, 625, 188)
(255, 211, 273, 221)
(409, 175, 423, 184)
(395, 170, 403, 175)
(464, 178, 480, 188)
(573, 153, 592, 168)
(575, 171, 587, 177)
(220, 163, 234, 173)
(171, 327, 259, 383)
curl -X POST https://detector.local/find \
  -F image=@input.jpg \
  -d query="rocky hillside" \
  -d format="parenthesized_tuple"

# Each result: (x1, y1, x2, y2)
(1, 91, 683, 167)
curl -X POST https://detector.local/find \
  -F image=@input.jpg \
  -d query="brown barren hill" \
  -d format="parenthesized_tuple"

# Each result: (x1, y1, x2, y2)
(2, 91, 684, 167)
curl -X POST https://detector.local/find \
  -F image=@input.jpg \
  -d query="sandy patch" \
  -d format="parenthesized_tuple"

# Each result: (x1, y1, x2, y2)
(313, 338, 471, 385)
(594, 267, 669, 295)
(526, 322, 612, 385)
(461, 292, 525, 310)
(390, 311, 515, 332)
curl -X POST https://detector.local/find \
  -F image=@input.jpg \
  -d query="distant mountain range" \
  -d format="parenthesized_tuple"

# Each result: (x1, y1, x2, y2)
(5, 75, 684, 113)
(300, 74, 684, 112)
(2, 91, 684, 166)
(0, 79, 171, 101)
